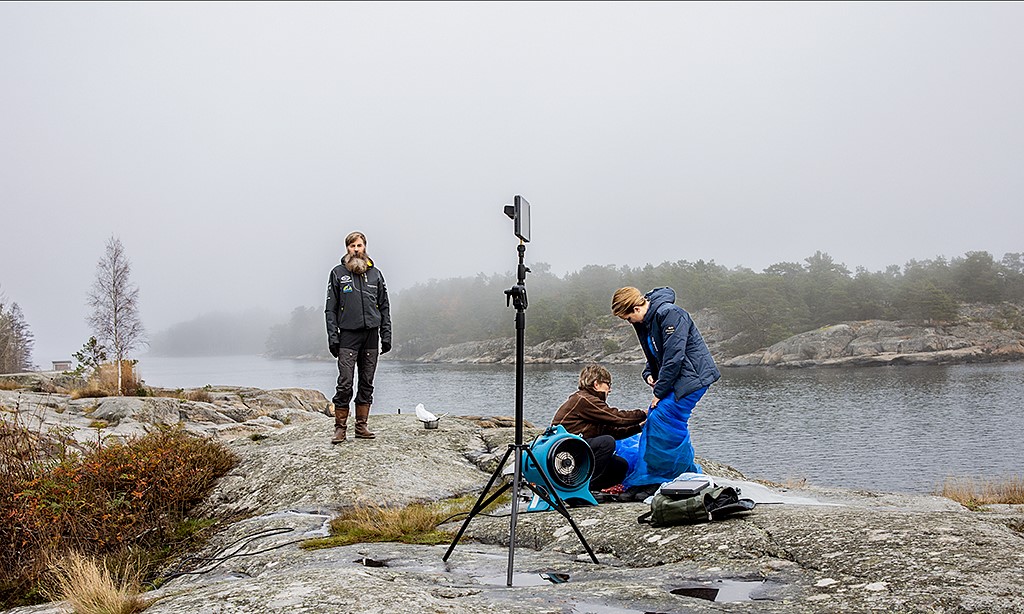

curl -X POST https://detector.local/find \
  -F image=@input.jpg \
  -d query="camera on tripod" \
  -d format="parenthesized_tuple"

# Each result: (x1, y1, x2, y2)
(503, 195, 531, 243)
(503, 196, 531, 310)
(444, 194, 599, 586)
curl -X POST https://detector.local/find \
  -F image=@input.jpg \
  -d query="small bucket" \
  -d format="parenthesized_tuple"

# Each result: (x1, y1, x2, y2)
(424, 419, 439, 430)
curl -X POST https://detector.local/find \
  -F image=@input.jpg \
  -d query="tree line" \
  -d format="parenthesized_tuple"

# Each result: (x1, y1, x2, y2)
(9, 248, 1023, 372)
(314, 250, 1022, 360)
(122, 249, 1024, 361)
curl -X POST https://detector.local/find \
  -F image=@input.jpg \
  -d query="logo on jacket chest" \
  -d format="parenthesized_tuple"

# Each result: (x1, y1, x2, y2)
(342, 284, 354, 293)
(340, 275, 352, 282)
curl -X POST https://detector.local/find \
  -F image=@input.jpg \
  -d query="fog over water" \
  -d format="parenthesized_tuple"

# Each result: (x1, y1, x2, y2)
(2, 3, 1023, 362)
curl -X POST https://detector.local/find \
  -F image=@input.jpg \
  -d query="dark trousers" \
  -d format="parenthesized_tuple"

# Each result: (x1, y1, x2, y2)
(333, 329, 379, 408)
(586, 435, 629, 491)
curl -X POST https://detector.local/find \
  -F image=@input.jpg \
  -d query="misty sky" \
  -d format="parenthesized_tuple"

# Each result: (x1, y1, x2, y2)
(2, 2, 1022, 362)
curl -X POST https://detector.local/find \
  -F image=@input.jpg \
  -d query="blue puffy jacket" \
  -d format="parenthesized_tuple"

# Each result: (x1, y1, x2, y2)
(633, 287, 720, 401)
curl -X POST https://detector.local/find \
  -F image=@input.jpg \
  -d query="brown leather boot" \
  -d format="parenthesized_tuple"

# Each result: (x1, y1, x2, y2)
(332, 404, 349, 444)
(354, 403, 375, 439)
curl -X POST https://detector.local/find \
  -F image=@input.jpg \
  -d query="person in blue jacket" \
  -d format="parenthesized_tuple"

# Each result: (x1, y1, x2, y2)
(611, 286, 720, 499)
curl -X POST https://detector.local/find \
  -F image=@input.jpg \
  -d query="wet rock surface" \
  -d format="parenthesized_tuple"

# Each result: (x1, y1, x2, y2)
(4, 389, 1024, 613)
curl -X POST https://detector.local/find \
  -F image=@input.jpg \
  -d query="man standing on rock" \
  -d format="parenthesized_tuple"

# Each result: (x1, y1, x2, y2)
(325, 231, 392, 444)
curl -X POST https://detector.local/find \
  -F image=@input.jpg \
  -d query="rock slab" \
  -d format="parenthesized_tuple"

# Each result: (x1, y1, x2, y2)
(4, 396, 1024, 613)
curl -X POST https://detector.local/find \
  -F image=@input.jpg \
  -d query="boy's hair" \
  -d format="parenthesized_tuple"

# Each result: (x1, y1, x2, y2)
(611, 287, 646, 318)
(579, 364, 612, 391)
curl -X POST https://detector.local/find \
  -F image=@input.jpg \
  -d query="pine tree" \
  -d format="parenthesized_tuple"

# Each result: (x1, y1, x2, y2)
(71, 336, 108, 378)
(0, 298, 34, 374)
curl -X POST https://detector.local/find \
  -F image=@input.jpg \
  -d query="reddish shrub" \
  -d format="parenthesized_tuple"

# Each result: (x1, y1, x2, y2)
(0, 424, 236, 608)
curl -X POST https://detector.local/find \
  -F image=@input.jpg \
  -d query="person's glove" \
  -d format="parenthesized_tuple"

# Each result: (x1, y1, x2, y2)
(329, 337, 340, 358)
(381, 340, 392, 354)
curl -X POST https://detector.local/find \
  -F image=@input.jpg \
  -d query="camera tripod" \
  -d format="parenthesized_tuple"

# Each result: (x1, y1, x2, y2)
(442, 241, 599, 586)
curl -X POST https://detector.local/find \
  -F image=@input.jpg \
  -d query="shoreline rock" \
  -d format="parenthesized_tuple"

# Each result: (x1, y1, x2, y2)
(396, 303, 1024, 369)
(3, 387, 1024, 613)
(0, 383, 334, 450)
(725, 306, 1024, 368)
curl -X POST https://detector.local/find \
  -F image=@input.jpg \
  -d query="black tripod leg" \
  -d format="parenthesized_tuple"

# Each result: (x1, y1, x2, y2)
(521, 447, 600, 564)
(474, 481, 513, 513)
(443, 444, 516, 562)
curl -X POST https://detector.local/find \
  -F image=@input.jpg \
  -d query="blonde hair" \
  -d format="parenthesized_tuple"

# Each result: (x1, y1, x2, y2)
(611, 287, 646, 318)
(345, 231, 367, 247)
(578, 364, 612, 391)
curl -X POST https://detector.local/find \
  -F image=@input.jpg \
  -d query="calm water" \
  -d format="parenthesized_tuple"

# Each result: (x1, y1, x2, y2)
(139, 355, 1024, 494)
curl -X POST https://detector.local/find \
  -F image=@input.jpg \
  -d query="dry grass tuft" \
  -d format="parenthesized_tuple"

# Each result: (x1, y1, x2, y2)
(183, 389, 213, 403)
(43, 551, 147, 614)
(69, 361, 144, 399)
(69, 383, 113, 400)
(344, 502, 442, 534)
(302, 493, 510, 551)
(310, 502, 452, 548)
(96, 361, 142, 395)
(939, 476, 1024, 508)
(0, 379, 23, 391)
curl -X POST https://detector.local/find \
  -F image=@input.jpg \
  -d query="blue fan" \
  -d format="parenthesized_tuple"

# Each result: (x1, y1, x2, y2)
(521, 425, 598, 512)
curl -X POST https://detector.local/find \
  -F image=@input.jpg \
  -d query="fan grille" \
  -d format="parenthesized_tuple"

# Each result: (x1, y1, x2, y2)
(546, 438, 594, 488)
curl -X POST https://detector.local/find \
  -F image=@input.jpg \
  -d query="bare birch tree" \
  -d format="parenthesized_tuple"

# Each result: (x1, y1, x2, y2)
(87, 236, 146, 394)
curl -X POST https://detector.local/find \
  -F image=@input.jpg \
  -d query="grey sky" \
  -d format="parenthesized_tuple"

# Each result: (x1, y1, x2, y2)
(2, 2, 1022, 362)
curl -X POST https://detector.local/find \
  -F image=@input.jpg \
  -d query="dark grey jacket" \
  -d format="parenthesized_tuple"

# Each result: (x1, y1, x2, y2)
(325, 260, 391, 345)
(633, 287, 720, 401)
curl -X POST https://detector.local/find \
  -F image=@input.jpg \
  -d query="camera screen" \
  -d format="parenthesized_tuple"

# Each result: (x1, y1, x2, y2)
(515, 195, 531, 243)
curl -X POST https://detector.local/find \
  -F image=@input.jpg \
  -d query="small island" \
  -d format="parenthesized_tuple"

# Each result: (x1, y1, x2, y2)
(384, 303, 1024, 370)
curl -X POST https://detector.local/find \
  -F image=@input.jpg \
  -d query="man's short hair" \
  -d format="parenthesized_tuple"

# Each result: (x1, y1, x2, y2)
(345, 231, 367, 247)
(611, 287, 645, 318)
(579, 364, 612, 391)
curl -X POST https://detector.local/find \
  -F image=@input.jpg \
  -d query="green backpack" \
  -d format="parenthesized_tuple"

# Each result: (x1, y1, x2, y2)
(637, 483, 755, 527)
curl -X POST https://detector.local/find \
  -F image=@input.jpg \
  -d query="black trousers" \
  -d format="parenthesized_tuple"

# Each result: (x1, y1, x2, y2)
(586, 434, 629, 491)
(333, 328, 379, 408)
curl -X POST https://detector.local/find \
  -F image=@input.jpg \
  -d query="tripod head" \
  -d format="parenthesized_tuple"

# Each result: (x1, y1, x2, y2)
(504, 283, 528, 310)
(503, 196, 532, 312)
(504, 243, 530, 310)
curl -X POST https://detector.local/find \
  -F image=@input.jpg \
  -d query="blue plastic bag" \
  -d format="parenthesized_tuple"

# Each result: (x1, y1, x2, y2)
(615, 433, 641, 474)
(622, 387, 706, 488)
